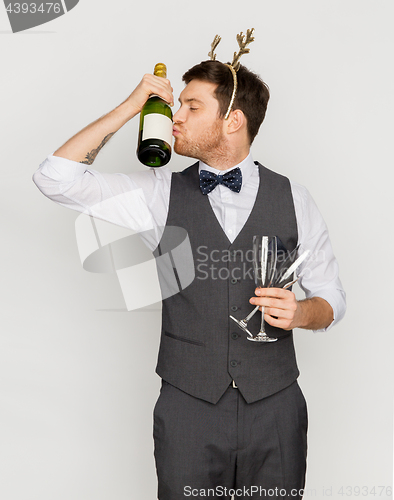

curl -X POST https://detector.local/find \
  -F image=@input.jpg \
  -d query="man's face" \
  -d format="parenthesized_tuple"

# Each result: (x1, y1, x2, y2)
(172, 80, 227, 164)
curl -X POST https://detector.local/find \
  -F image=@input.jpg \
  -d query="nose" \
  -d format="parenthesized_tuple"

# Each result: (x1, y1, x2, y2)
(173, 105, 185, 124)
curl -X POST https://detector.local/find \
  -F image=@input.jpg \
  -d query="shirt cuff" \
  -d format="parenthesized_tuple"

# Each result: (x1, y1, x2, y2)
(308, 289, 346, 333)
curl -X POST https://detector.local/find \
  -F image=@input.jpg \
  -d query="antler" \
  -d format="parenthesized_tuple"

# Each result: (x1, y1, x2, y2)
(231, 28, 255, 70)
(208, 34, 222, 60)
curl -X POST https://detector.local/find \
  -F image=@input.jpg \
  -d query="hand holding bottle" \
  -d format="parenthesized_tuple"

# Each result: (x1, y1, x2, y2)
(124, 73, 174, 118)
(52, 67, 174, 166)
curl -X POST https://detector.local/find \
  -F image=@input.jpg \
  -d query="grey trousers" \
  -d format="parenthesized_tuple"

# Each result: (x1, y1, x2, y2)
(153, 380, 308, 500)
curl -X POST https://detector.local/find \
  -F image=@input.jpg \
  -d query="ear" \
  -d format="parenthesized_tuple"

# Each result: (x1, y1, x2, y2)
(225, 109, 246, 135)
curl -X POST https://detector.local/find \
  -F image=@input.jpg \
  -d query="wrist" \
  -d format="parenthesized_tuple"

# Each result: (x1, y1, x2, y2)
(294, 300, 306, 329)
(116, 99, 140, 123)
(295, 297, 334, 331)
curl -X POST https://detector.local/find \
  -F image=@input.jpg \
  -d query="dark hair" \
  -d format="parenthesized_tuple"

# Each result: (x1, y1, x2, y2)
(182, 60, 270, 144)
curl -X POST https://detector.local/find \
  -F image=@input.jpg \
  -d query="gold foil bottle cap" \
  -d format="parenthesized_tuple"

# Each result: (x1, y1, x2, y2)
(154, 63, 167, 78)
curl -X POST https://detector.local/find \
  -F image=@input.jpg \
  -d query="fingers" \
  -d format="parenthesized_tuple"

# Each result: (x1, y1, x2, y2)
(144, 73, 174, 104)
(264, 313, 294, 331)
(139, 74, 174, 105)
(255, 287, 290, 299)
(263, 306, 295, 320)
(249, 288, 298, 330)
(249, 288, 296, 311)
(125, 74, 174, 116)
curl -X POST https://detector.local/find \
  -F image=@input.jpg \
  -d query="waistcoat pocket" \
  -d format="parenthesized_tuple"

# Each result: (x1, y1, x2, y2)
(164, 331, 205, 347)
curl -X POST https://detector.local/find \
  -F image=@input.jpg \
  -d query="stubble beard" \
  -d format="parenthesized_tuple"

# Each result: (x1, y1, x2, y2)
(174, 119, 228, 165)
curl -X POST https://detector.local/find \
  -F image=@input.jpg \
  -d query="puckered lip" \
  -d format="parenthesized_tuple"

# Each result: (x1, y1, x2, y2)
(173, 127, 180, 136)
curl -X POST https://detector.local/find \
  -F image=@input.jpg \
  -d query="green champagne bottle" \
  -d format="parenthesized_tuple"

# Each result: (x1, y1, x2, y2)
(137, 63, 173, 167)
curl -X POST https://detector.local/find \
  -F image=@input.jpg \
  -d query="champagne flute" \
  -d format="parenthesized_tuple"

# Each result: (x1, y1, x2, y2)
(247, 235, 278, 342)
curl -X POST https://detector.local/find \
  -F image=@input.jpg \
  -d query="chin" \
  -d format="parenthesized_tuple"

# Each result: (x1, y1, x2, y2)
(175, 149, 197, 160)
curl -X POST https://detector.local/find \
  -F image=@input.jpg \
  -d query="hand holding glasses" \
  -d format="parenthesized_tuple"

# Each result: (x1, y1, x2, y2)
(230, 235, 310, 342)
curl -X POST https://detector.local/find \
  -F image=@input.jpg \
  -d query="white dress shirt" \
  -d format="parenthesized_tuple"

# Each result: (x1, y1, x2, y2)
(33, 152, 346, 332)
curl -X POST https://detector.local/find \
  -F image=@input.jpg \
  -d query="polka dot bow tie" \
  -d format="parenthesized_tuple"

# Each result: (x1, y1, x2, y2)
(199, 168, 243, 195)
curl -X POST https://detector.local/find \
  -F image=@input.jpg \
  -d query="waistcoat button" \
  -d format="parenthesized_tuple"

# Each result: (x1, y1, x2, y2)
(231, 278, 238, 284)
(230, 360, 238, 368)
(231, 333, 239, 340)
(230, 306, 238, 312)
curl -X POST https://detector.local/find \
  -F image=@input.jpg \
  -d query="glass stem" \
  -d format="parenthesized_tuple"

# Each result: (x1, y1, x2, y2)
(260, 306, 265, 333)
(244, 305, 260, 323)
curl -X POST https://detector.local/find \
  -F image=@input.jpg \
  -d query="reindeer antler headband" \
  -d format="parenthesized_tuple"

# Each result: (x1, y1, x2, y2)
(208, 28, 255, 120)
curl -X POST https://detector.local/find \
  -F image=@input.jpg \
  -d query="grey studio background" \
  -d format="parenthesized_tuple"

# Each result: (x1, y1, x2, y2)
(0, 1, 393, 499)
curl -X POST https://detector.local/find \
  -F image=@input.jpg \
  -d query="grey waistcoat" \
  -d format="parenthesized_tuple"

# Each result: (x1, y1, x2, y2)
(154, 162, 299, 404)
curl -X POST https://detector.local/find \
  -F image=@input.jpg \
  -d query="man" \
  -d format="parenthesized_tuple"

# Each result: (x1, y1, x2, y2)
(33, 54, 346, 499)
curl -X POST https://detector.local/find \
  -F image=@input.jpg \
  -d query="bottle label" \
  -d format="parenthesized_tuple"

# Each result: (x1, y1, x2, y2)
(142, 113, 173, 146)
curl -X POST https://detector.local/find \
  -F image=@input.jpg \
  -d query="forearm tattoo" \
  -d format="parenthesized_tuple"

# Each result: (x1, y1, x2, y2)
(80, 132, 115, 165)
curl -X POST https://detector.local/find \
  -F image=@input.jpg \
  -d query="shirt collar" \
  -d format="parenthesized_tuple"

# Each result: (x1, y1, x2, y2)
(198, 153, 255, 186)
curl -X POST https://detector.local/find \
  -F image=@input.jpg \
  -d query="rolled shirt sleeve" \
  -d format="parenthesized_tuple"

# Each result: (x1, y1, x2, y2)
(32, 154, 172, 249)
(291, 182, 346, 332)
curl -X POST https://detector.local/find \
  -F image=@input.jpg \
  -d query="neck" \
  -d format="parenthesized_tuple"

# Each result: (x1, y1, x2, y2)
(199, 145, 250, 171)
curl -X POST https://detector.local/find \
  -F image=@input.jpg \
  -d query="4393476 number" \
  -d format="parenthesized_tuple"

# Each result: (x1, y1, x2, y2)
(5, 3, 62, 14)
(337, 485, 392, 497)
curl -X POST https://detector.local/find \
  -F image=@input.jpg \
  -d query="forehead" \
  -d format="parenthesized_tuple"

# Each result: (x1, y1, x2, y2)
(179, 79, 219, 106)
